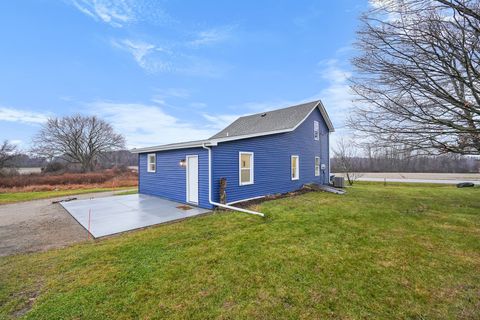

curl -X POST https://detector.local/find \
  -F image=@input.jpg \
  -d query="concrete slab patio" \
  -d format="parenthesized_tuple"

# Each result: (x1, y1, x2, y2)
(61, 194, 210, 238)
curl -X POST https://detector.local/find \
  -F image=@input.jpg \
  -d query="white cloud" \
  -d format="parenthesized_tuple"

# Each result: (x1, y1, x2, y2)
(316, 59, 356, 145)
(10, 139, 23, 145)
(189, 102, 207, 109)
(111, 38, 228, 77)
(111, 39, 171, 73)
(0, 106, 49, 124)
(71, 0, 134, 27)
(189, 26, 234, 47)
(317, 59, 353, 116)
(154, 88, 190, 100)
(202, 113, 240, 130)
(88, 101, 218, 148)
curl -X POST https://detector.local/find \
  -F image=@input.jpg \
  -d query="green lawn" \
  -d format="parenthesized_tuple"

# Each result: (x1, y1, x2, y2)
(0, 187, 137, 204)
(0, 183, 479, 319)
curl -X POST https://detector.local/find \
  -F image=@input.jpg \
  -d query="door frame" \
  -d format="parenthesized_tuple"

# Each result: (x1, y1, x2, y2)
(185, 155, 199, 205)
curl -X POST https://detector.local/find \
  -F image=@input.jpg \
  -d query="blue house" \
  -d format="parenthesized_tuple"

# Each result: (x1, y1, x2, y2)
(131, 100, 334, 210)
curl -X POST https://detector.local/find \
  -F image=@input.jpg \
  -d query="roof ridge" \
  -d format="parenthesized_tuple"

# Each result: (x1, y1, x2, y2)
(238, 100, 320, 118)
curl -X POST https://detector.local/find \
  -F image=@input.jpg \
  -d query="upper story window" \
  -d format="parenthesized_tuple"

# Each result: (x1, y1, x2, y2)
(314, 121, 320, 140)
(291, 155, 299, 180)
(239, 152, 254, 185)
(147, 153, 156, 173)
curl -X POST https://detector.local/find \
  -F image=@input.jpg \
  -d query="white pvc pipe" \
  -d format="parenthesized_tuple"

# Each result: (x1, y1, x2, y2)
(202, 144, 265, 217)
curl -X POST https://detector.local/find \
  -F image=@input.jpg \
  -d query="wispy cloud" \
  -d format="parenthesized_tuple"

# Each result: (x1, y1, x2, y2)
(0, 106, 49, 125)
(70, 1, 235, 76)
(189, 26, 234, 47)
(71, 0, 135, 27)
(71, 0, 174, 27)
(111, 39, 171, 72)
(88, 100, 218, 148)
(316, 59, 354, 140)
(111, 38, 229, 77)
(202, 113, 241, 130)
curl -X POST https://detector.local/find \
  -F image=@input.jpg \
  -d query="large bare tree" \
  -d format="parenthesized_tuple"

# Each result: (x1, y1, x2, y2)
(0, 140, 18, 169)
(32, 115, 125, 172)
(349, 0, 480, 155)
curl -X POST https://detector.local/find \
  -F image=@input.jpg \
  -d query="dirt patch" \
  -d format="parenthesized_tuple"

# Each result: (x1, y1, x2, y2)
(0, 191, 123, 257)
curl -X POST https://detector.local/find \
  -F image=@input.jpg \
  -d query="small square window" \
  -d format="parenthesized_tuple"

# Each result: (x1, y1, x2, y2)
(147, 153, 156, 173)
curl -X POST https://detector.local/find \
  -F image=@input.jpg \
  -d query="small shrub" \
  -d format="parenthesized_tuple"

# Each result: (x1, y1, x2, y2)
(43, 162, 65, 173)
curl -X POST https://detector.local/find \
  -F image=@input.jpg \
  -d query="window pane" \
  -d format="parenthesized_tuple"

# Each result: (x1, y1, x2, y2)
(292, 156, 298, 179)
(240, 154, 251, 169)
(241, 169, 251, 183)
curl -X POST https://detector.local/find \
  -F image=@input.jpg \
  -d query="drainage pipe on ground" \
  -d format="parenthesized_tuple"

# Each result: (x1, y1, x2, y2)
(202, 144, 265, 217)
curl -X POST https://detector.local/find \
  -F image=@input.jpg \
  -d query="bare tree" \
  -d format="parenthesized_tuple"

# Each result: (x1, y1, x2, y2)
(32, 115, 125, 172)
(333, 138, 362, 185)
(349, 0, 480, 155)
(0, 140, 18, 169)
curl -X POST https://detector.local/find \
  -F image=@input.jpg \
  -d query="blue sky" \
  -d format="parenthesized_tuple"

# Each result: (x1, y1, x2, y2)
(0, 0, 369, 149)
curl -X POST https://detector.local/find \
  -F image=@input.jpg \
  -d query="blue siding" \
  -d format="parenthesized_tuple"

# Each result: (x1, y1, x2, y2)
(211, 108, 330, 204)
(138, 147, 213, 209)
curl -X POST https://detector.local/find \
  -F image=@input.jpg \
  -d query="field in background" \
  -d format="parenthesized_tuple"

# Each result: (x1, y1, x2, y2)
(16, 167, 42, 175)
(0, 169, 137, 193)
(0, 182, 478, 319)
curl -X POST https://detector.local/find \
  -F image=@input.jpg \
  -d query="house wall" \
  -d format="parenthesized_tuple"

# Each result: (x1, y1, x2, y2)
(138, 147, 213, 209)
(211, 108, 330, 204)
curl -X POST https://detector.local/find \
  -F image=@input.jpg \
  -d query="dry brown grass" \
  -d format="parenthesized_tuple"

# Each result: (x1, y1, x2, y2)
(0, 170, 137, 192)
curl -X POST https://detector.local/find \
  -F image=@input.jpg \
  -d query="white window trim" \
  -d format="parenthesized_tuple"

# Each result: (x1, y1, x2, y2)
(239, 152, 254, 186)
(147, 153, 156, 173)
(314, 120, 320, 141)
(291, 155, 299, 180)
(315, 156, 320, 176)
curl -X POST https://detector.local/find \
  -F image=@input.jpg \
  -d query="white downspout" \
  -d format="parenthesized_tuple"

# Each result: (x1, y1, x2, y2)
(202, 144, 265, 217)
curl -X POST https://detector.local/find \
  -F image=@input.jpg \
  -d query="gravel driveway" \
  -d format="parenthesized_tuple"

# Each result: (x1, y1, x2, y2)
(0, 191, 127, 257)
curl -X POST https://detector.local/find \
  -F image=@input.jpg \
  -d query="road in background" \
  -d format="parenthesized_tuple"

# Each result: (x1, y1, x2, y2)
(334, 172, 480, 185)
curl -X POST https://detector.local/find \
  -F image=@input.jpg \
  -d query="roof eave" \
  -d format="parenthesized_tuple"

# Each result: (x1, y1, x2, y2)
(130, 140, 216, 154)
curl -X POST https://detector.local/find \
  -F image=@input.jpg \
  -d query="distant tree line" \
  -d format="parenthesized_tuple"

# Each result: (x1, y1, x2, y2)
(1, 148, 137, 174)
(332, 143, 479, 173)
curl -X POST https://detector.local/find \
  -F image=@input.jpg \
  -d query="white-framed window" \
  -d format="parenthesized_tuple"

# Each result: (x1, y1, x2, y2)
(314, 120, 320, 140)
(147, 153, 156, 173)
(291, 155, 299, 180)
(315, 157, 320, 176)
(239, 152, 254, 185)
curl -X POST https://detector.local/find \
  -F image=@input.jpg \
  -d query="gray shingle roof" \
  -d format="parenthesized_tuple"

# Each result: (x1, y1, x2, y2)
(131, 99, 333, 153)
(209, 100, 332, 140)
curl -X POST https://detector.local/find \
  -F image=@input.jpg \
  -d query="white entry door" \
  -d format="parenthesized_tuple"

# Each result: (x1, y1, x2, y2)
(186, 155, 199, 204)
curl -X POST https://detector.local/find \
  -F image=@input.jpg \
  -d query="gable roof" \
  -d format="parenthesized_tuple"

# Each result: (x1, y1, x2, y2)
(209, 100, 333, 140)
(131, 99, 333, 153)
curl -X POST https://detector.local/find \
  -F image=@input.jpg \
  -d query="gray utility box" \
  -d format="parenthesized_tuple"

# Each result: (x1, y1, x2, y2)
(333, 176, 345, 188)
